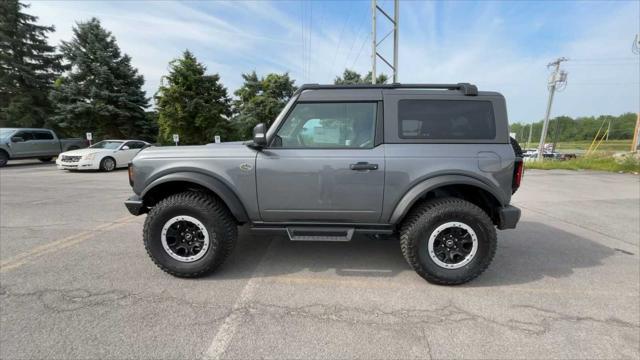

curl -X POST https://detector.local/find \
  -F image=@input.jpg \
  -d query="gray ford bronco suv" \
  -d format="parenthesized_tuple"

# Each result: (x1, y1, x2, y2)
(125, 83, 523, 285)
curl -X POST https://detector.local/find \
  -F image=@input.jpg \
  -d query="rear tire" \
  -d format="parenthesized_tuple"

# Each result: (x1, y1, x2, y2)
(400, 197, 496, 285)
(100, 157, 116, 172)
(143, 191, 237, 277)
(0, 151, 8, 167)
(39, 157, 53, 162)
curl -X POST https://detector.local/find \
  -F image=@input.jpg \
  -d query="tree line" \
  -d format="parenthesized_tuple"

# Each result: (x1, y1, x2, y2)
(0, 1, 389, 145)
(2, 1, 634, 146)
(510, 113, 637, 145)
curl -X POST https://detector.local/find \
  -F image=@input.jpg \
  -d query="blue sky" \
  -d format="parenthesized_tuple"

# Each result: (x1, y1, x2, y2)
(27, 0, 640, 123)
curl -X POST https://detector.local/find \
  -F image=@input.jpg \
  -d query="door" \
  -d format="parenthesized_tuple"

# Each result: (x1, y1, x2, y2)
(9, 131, 36, 157)
(33, 130, 59, 156)
(256, 102, 385, 223)
(114, 141, 145, 167)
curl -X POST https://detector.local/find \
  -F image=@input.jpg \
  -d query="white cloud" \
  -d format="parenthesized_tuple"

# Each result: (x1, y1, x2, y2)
(26, 0, 639, 121)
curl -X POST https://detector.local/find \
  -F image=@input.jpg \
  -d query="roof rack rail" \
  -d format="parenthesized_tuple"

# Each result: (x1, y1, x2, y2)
(294, 82, 478, 96)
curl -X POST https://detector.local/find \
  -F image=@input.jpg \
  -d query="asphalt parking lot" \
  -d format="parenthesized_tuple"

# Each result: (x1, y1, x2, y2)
(1, 159, 638, 359)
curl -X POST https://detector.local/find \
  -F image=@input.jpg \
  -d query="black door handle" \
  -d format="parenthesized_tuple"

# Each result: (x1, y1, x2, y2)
(350, 162, 378, 171)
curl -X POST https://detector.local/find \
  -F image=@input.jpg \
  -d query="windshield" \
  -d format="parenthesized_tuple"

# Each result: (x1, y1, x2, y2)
(0, 129, 16, 139)
(90, 141, 123, 149)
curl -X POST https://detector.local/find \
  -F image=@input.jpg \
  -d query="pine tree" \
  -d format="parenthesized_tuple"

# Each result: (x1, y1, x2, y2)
(50, 18, 149, 139)
(232, 71, 296, 139)
(155, 50, 232, 145)
(0, 0, 63, 128)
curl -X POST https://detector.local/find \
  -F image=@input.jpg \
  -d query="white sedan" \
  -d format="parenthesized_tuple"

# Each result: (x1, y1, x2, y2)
(56, 140, 150, 171)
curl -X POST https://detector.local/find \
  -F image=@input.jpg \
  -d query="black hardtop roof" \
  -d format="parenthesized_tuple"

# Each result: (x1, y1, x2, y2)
(296, 82, 478, 96)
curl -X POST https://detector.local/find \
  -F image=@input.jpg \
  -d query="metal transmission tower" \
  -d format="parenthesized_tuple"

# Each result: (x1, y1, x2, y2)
(371, 0, 399, 84)
(537, 57, 568, 160)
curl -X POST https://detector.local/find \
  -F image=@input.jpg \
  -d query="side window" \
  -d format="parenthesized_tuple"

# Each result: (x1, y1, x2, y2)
(398, 100, 496, 140)
(14, 131, 34, 141)
(126, 141, 145, 149)
(274, 102, 377, 148)
(34, 131, 54, 140)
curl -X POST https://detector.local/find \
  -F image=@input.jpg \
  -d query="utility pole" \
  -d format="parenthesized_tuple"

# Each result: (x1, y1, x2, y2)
(537, 57, 568, 160)
(371, 0, 399, 83)
(526, 123, 533, 150)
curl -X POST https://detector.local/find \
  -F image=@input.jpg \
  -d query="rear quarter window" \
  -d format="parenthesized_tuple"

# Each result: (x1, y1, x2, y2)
(34, 131, 54, 140)
(398, 100, 496, 140)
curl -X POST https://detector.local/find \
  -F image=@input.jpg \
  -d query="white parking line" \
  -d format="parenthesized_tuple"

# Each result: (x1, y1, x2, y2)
(202, 238, 277, 360)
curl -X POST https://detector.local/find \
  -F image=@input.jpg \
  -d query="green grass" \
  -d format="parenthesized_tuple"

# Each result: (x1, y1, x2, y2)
(525, 154, 640, 173)
(552, 140, 631, 152)
(521, 140, 632, 152)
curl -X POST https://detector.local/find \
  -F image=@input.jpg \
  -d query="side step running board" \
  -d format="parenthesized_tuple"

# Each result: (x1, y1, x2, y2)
(286, 227, 354, 242)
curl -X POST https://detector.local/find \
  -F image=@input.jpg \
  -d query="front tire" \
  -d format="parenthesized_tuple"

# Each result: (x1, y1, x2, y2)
(100, 157, 116, 172)
(400, 198, 496, 285)
(0, 151, 8, 167)
(143, 191, 237, 277)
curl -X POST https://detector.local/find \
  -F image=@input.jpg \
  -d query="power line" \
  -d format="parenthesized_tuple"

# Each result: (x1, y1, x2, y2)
(343, 10, 369, 71)
(308, 1, 313, 82)
(351, 33, 370, 70)
(329, 3, 353, 80)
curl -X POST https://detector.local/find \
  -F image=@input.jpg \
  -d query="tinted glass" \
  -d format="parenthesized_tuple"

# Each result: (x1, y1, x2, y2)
(125, 141, 145, 149)
(398, 100, 496, 140)
(34, 131, 54, 140)
(275, 102, 376, 148)
(90, 141, 123, 149)
(14, 131, 34, 141)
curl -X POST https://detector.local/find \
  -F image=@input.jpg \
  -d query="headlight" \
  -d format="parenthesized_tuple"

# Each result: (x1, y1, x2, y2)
(83, 153, 98, 160)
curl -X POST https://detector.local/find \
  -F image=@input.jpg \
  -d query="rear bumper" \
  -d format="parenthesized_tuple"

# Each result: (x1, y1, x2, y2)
(497, 205, 521, 230)
(124, 195, 147, 216)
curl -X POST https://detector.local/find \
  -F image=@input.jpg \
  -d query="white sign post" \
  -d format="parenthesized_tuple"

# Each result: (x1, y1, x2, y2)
(86, 132, 92, 146)
(173, 134, 179, 146)
(214, 135, 221, 144)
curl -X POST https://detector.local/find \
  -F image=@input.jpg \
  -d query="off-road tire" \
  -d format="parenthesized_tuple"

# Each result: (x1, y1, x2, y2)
(143, 191, 237, 278)
(100, 157, 116, 172)
(400, 197, 496, 285)
(0, 151, 8, 167)
(38, 157, 53, 162)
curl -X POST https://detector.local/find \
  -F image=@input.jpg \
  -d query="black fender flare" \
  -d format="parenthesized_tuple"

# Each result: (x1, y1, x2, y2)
(141, 171, 249, 223)
(388, 174, 506, 225)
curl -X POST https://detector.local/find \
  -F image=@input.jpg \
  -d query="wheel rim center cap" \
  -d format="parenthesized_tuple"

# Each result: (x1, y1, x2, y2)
(184, 233, 193, 241)
(445, 239, 455, 248)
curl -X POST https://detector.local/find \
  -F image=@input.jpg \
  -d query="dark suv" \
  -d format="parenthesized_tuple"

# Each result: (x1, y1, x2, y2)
(125, 83, 523, 285)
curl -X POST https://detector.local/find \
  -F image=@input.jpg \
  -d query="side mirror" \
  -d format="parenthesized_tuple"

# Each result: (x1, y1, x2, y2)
(11, 137, 24, 143)
(252, 123, 268, 148)
(121, 145, 130, 150)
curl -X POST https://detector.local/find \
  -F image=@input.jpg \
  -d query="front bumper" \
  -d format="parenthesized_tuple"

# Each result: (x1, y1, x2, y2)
(56, 158, 99, 170)
(125, 195, 147, 216)
(497, 205, 521, 230)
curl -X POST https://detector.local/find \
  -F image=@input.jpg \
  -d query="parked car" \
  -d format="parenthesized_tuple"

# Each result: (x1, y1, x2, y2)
(0, 128, 88, 167)
(124, 83, 523, 285)
(57, 140, 150, 172)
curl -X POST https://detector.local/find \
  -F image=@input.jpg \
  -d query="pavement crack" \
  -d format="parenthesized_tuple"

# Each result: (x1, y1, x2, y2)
(228, 300, 639, 336)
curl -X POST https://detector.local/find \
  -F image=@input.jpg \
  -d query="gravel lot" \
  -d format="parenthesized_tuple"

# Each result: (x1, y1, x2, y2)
(1, 159, 639, 359)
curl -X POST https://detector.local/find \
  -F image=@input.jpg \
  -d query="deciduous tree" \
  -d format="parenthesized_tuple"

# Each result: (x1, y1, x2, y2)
(232, 71, 296, 139)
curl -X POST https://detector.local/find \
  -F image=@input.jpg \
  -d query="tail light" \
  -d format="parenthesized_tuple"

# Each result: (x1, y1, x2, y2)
(512, 159, 524, 194)
(128, 163, 134, 187)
